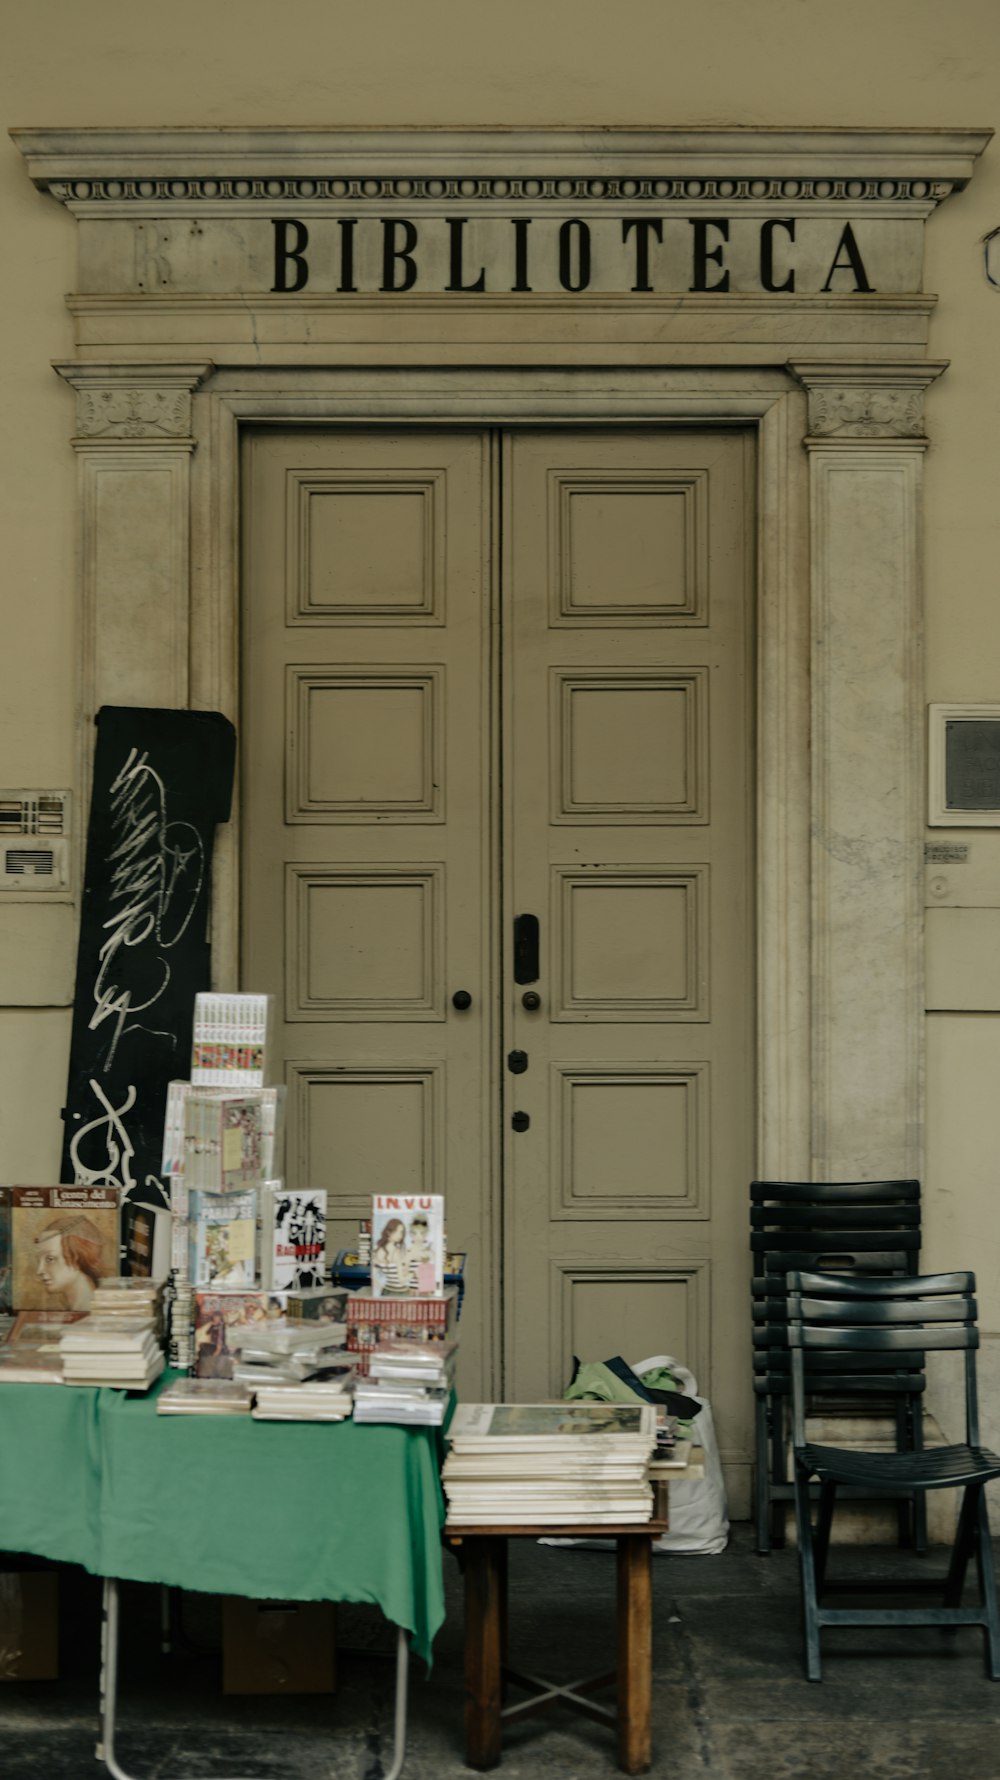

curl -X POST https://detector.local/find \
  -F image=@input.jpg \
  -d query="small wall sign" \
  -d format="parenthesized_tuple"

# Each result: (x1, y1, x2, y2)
(928, 704, 1000, 825)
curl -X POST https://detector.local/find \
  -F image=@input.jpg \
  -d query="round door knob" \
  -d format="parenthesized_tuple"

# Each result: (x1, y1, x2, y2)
(451, 990, 473, 1010)
(521, 991, 541, 1011)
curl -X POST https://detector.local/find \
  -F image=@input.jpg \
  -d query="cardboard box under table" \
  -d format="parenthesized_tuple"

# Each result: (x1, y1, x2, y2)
(0, 1370, 447, 1779)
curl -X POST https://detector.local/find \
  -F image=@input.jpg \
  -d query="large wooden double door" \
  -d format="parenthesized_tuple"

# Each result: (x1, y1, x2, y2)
(242, 425, 754, 1468)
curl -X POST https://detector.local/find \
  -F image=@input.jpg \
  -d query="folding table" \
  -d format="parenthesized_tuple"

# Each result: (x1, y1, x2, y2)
(0, 1370, 447, 1780)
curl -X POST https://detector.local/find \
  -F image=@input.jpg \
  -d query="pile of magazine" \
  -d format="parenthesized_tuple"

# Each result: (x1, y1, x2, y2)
(441, 1401, 658, 1524)
(352, 1337, 457, 1426)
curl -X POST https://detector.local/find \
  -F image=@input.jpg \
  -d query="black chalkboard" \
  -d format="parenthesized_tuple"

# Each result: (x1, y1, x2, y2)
(60, 708, 236, 1264)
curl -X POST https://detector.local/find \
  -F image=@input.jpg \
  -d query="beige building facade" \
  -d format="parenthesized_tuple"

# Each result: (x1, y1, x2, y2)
(2, 3, 1000, 1515)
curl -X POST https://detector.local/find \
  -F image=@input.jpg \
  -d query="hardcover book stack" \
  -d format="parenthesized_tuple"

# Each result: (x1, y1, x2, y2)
(441, 1402, 658, 1525)
(89, 1275, 166, 1334)
(59, 1318, 165, 1390)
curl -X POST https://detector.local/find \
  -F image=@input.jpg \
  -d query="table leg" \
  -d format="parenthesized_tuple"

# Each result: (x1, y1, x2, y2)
(616, 1535, 652, 1775)
(464, 1534, 506, 1769)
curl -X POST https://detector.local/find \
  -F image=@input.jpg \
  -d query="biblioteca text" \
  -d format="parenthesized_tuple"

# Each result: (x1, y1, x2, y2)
(270, 215, 875, 295)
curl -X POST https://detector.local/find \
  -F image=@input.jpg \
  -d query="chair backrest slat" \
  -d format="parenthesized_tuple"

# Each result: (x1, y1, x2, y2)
(789, 1322, 976, 1353)
(793, 1268, 972, 1297)
(786, 1269, 981, 1448)
(796, 1294, 975, 1326)
(751, 1205, 920, 1230)
(750, 1179, 920, 1206)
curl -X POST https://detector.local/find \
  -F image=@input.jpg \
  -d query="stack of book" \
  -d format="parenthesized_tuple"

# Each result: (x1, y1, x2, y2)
(90, 1275, 166, 1334)
(161, 992, 284, 1372)
(352, 1378, 450, 1426)
(229, 1317, 350, 1389)
(441, 1401, 658, 1525)
(191, 992, 275, 1088)
(0, 1311, 88, 1385)
(346, 1286, 458, 1375)
(251, 1378, 355, 1422)
(157, 1377, 253, 1415)
(0, 1345, 65, 1384)
(162, 1081, 286, 1197)
(354, 1332, 456, 1422)
(59, 1318, 165, 1390)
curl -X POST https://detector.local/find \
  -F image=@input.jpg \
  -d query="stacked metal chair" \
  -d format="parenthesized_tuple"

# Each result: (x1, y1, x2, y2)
(787, 1269, 1000, 1680)
(751, 1179, 925, 1554)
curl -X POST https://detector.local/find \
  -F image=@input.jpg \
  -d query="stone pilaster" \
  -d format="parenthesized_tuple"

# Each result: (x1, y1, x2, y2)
(791, 358, 945, 1179)
(55, 361, 213, 715)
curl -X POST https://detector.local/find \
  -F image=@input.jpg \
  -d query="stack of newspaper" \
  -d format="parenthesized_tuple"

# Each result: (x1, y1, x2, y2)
(441, 1401, 658, 1524)
(59, 1318, 165, 1389)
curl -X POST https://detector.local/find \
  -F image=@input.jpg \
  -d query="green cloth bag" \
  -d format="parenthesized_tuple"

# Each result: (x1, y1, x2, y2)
(562, 1359, 694, 1439)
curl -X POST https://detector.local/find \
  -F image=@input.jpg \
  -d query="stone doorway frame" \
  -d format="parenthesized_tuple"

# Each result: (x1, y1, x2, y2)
(17, 125, 990, 1195)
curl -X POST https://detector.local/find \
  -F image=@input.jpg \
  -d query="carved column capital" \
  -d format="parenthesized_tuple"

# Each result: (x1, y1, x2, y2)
(788, 359, 947, 443)
(54, 361, 213, 447)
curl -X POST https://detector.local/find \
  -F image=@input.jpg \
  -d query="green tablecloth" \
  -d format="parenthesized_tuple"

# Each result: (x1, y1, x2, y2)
(0, 1371, 447, 1665)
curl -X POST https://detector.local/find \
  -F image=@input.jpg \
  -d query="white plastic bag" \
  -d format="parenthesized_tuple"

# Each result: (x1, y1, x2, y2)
(634, 1354, 729, 1555)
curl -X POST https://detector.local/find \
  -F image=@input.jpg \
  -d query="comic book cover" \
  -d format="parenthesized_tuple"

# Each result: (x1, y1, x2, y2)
(192, 1289, 287, 1380)
(188, 1188, 258, 1288)
(260, 1185, 327, 1292)
(370, 1194, 444, 1296)
(10, 1186, 120, 1312)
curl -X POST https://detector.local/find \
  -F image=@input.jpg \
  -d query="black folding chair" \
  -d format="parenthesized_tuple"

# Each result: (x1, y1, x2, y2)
(751, 1180, 924, 1554)
(787, 1269, 1000, 1681)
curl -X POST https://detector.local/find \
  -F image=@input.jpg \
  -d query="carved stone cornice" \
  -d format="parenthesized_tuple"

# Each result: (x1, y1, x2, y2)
(13, 127, 992, 216)
(789, 359, 948, 442)
(53, 362, 213, 446)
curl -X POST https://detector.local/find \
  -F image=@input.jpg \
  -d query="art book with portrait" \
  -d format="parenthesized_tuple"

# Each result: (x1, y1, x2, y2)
(10, 1186, 120, 1312)
(370, 1194, 445, 1296)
